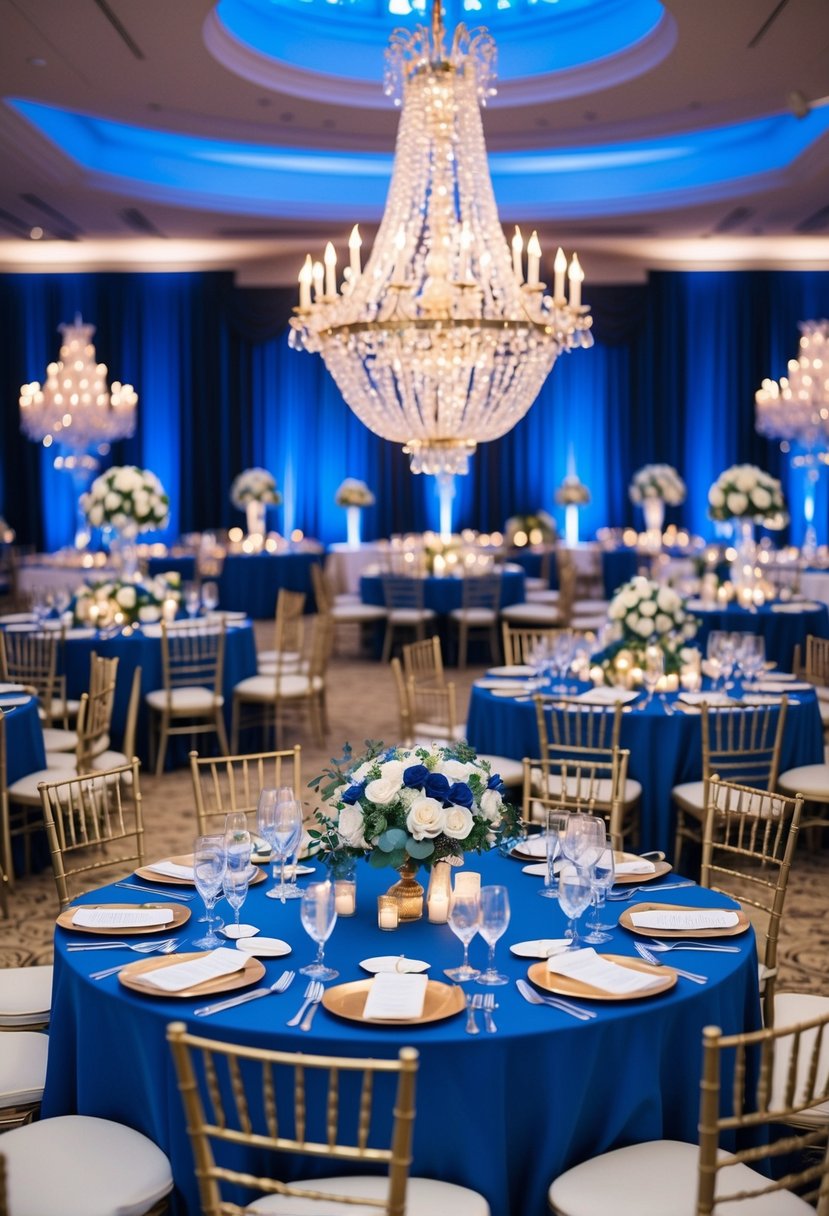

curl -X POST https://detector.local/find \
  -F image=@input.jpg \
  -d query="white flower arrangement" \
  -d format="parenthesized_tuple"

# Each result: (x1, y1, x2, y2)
(629, 464, 686, 506)
(309, 741, 519, 871)
(607, 575, 697, 645)
(72, 573, 180, 628)
(505, 511, 557, 547)
(80, 466, 169, 532)
(707, 464, 787, 527)
(555, 477, 591, 507)
(230, 468, 282, 509)
(335, 478, 375, 508)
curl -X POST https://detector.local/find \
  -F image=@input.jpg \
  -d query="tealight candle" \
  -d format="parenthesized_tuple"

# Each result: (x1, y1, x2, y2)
(427, 861, 452, 924)
(377, 896, 398, 931)
(334, 879, 356, 917)
(453, 871, 481, 898)
(162, 597, 178, 622)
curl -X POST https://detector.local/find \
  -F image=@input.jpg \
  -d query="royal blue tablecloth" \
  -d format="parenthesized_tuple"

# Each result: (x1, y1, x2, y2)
(146, 556, 197, 583)
(43, 852, 759, 1216)
(691, 601, 829, 670)
(218, 553, 322, 618)
(1, 694, 46, 783)
(465, 683, 824, 858)
(360, 569, 526, 614)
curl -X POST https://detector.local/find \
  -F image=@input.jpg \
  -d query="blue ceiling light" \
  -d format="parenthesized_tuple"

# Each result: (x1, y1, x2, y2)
(7, 96, 829, 222)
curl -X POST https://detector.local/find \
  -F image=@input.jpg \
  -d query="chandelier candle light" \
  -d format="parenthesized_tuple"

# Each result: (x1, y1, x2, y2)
(289, 0, 592, 482)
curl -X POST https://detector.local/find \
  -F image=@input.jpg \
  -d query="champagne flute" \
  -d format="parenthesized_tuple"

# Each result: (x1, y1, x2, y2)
(558, 864, 593, 950)
(192, 835, 227, 949)
(540, 809, 569, 900)
(477, 885, 510, 986)
(258, 791, 303, 903)
(642, 643, 664, 709)
(584, 848, 616, 944)
(201, 580, 220, 614)
(738, 633, 765, 685)
(223, 811, 252, 867)
(184, 581, 201, 618)
(444, 890, 481, 981)
(299, 882, 338, 980)
(221, 857, 251, 938)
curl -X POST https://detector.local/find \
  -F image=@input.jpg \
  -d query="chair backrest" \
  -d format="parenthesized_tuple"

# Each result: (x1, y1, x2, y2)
(167, 1021, 419, 1216)
(38, 759, 145, 908)
(383, 576, 426, 613)
(554, 549, 577, 623)
(0, 628, 60, 709)
(804, 634, 829, 687)
(272, 588, 306, 671)
(305, 611, 333, 680)
(699, 701, 788, 798)
(390, 658, 413, 745)
(0, 712, 9, 916)
(522, 749, 630, 847)
(120, 664, 143, 762)
(501, 624, 566, 666)
(74, 660, 120, 773)
(534, 696, 623, 761)
(310, 562, 334, 614)
(402, 636, 444, 687)
(695, 1014, 829, 1215)
(407, 678, 459, 743)
(161, 621, 226, 698)
(701, 776, 803, 1026)
(460, 572, 502, 612)
(190, 746, 302, 836)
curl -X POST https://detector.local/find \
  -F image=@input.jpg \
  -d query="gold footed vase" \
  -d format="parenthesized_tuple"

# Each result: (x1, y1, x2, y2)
(386, 858, 424, 921)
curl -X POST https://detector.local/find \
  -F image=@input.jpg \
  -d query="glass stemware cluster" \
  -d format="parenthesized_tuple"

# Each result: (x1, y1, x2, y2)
(542, 809, 616, 948)
(707, 630, 765, 689)
(257, 786, 304, 903)
(444, 882, 511, 986)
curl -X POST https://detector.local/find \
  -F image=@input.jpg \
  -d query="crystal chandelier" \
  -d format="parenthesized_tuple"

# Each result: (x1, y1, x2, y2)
(289, 1, 593, 477)
(19, 315, 137, 470)
(755, 320, 829, 449)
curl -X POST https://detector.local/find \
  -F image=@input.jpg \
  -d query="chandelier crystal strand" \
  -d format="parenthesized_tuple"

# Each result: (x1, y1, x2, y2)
(755, 321, 829, 447)
(19, 315, 137, 457)
(289, 2, 593, 477)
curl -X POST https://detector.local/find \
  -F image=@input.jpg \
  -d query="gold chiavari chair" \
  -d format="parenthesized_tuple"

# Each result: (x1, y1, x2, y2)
(310, 563, 386, 656)
(146, 620, 229, 776)
(190, 744, 302, 837)
(522, 750, 631, 849)
(500, 549, 577, 630)
(40, 652, 119, 754)
(449, 572, 503, 669)
(701, 776, 803, 1026)
(46, 666, 143, 788)
(380, 576, 437, 664)
(0, 628, 60, 728)
(402, 634, 445, 688)
(548, 1011, 829, 1216)
(0, 1028, 48, 1129)
(407, 677, 464, 746)
(38, 759, 144, 909)
(390, 658, 414, 745)
(672, 700, 788, 870)
(257, 589, 306, 676)
(0, 711, 9, 915)
(501, 623, 565, 667)
(166, 1023, 490, 1216)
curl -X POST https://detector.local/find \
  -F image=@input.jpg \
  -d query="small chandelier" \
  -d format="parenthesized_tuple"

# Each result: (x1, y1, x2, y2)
(755, 320, 829, 450)
(289, 0, 593, 477)
(19, 315, 137, 469)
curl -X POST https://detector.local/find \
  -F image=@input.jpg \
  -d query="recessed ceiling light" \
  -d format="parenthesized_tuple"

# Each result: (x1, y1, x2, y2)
(29, 226, 43, 239)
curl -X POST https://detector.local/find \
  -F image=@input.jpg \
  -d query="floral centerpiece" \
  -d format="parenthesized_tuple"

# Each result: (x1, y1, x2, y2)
(600, 575, 698, 683)
(230, 467, 281, 539)
(628, 464, 686, 506)
(335, 478, 375, 508)
(554, 476, 590, 507)
(80, 465, 169, 533)
(72, 572, 181, 628)
(504, 510, 556, 548)
(707, 464, 787, 527)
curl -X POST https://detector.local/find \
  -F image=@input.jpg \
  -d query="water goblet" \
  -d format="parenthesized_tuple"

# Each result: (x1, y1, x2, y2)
(737, 633, 765, 685)
(558, 864, 593, 950)
(641, 643, 664, 708)
(299, 882, 339, 980)
(477, 885, 511, 986)
(257, 790, 303, 903)
(223, 812, 252, 866)
(706, 631, 727, 689)
(192, 834, 227, 949)
(444, 890, 481, 982)
(222, 856, 252, 938)
(562, 813, 606, 873)
(550, 631, 575, 694)
(184, 581, 201, 619)
(584, 848, 616, 944)
(201, 580, 220, 614)
(539, 809, 569, 900)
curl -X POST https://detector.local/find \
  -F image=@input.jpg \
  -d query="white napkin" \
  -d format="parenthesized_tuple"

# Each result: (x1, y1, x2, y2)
(146, 860, 195, 881)
(510, 938, 570, 958)
(362, 972, 429, 1019)
(72, 907, 174, 929)
(139, 947, 247, 992)
(772, 601, 822, 613)
(630, 909, 739, 931)
(574, 687, 639, 705)
(614, 859, 656, 876)
(0, 683, 25, 693)
(678, 691, 735, 706)
(514, 835, 553, 859)
(745, 681, 813, 693)
(0, 695, 30, 707)
(359, 956, 430, 974)
(547, 947, 664, 994)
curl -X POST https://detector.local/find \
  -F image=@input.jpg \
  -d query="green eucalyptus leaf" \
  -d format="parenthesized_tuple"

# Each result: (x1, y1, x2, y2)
(377, 827, 407, 853)
(405, 838, 434, 860)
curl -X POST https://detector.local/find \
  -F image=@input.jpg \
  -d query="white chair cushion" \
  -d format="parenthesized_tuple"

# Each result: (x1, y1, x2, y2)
(2, 1114, 173, 1216)
(815, 686, 829, 703)
(40, 727, 78, 752)
(772, 992, 829, 1126)
(534, 770, 642, 806)
(476, 754, 524, 788)
(332, 605, 387, 622)
(0, 966, 53, 1026)
(569, 615, 609, 632)
(257, 650, 302, 666)
(235, 674, 322, 701)
(146, 687, 223, 712)
(526, 589, 561, 604)
(448, 608, 497, 624)
(46, 697, 81, 721)
(246, 1175, 489, 1215)
(500, 603, 562, 624)
(818, 699, 829, 726)
(548, 1137, 813, 1216)
(388, 609, 437, 624)
(45, 750, 77, 769)
(0, 1031, 48, 1108)
(524, 577, 549, 593)
(7, 768, 79, 804)
(671, 780, 705, 814)
(778, 764, 829, 799)
(573, 599, 610, 614)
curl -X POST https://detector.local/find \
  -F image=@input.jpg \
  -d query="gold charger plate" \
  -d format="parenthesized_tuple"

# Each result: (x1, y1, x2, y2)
(57, 902, 190, 936)
(527, 954, 676, 1002)
(611, 854, 672, 885)
(618, 902, 751, 939)
(322, 979, 465, 1026)
(134, 854, 266, 886)
(118, 951, 265, 998)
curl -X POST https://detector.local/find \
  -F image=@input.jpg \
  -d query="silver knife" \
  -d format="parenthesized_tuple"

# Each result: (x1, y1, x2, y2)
(300, 997, 322, 1032)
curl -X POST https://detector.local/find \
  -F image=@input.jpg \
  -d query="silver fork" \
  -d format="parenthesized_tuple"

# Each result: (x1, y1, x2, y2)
(606, 881, 695, 901)
(286, 980, 321, 1027)
(481, 992, 498, 1033)
(647, 939, 740, 954)
(115, 881, 194, 902)
(465, 992, 481, 1035)
(194, 969, 295, 1017)
(515, 978, 596, 1021)
(633, 941, 707, 984)
(300, 982, 325, 1032)
(90, 938, 182, 979)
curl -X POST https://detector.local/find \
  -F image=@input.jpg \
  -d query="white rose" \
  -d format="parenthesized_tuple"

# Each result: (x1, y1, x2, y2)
(88, 505, 103, 527)
(750, 486, 771, 510)
(113, 468, 135, 492)
(480, 788, 503, 823)
(639, 600, 656, 617)
(655, 613, 674, 634)
(105, 491, 123, 513)
(735, 469, 756, 493)
(337, 805, 368, 849)
(443, 806, 474, 840)
(115, 586, 136, 608)
(406, 797, 445, 840)
(726, 492, 748, 516)
(138, 605, 160, 622)
(621, 589, 639, 609)
(350, 760, 375, 784)
(608, 599, 625, 620)
(365, 759, 406, 805)
(439, 759, 477, 784)
(626, 612, 640, 632)
(708, 486, 725, 508)
(656, 586, 678, 612)
(634, 618, 653, 638)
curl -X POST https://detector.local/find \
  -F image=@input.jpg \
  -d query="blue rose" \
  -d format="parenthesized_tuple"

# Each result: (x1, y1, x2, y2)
(448, 781, 474, 808)
(487, 773, 505, 791)
(403, 764, 430, 789)
(341, 783, 365, 805)
(424, 772, 451, 801)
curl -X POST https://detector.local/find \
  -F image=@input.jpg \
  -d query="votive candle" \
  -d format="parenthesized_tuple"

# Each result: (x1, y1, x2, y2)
(377, 896, 399, 931)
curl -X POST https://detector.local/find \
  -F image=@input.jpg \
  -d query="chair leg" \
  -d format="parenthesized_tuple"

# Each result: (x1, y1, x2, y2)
(230, 697, 240, 753)
(381, 621, 394, 665)
(673, 808, 684, 872)
(154, 713, 170, 778)
(215, 709, 230, 757)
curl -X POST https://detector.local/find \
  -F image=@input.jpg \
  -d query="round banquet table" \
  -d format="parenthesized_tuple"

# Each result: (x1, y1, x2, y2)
(1, 692, 46, 783)
(217, 553, 322, 618)
(465, 681, 824, 859)
(360, 567, 526, 614)
(43, 852, 760, 1216)
(688, 599, 829, 671)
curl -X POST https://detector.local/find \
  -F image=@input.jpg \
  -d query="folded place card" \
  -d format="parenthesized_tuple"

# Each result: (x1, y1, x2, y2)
(574, 687, 639, 705)
(630, 909, 739, 931)
(146, 860, 195, 880)
(547, 947, 664, 994)
(140, 947, 247, 992)
(72, 907, 174, 929)
(362, 972, 429, 1020)
(747, 681, 813, 693)
(614, 859, 656, 876)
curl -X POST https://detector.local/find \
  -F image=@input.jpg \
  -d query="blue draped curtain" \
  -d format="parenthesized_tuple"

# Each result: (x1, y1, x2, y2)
(1, 269, 828, 551)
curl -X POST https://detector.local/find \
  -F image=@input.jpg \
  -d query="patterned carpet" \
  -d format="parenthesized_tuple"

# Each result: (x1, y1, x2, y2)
(3, 626, 828, 996)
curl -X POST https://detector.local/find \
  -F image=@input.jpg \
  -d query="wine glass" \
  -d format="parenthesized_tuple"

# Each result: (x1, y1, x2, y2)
(539, 809, 569, 900)
(223, 811, 252, 866)
(550, 631, 575, 694)
(221, 855, 252, 939)
(562, 814, 606, 874)
(184, 581, 201, 619)
(641, 643, 664, 708)
(706, 631, 726, 689)
(299, 882, 339, 980)
(737, 633, 765, 685)
(192, 835, 227, 949)
(201, 580, 220, 614)
(257, 790, 303, 903)
(444, 890, 481, 982)
(558, 863, 593, 950)
(477, 885, 511, 986)
(584, 847, 616, 944)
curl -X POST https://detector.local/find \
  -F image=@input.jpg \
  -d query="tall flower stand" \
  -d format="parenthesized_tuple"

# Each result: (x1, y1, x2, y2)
(642, 497, 665, 552)
(246, 500, 267, 541)
(346, 506, 362, 548)
(731, 518, 757, 603)
(112, 524, 140, 581)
